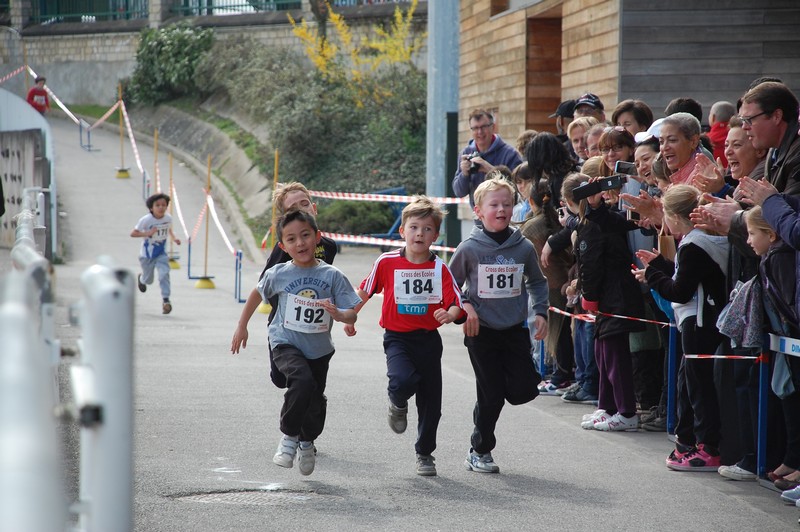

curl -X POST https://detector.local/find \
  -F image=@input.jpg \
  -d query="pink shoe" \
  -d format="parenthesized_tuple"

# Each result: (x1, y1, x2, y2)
(667, 444, 720, 472)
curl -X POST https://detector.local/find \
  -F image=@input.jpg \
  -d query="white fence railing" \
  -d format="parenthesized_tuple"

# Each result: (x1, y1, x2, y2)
(1, 196, 135, 532)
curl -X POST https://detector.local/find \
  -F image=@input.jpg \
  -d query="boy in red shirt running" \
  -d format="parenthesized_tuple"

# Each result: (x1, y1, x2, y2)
(26, 76, 50, 115)
(345, 196, 464, 476)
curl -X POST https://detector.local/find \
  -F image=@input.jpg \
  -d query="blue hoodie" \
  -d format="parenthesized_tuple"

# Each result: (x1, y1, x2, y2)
(452, 135, 523, 208)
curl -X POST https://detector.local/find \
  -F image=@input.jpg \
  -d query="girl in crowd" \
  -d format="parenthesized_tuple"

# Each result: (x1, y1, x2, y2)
(741, 206, 800, 491)
(521, 177, 576, 396)
(565, 173, 644, 431)
(635, 185, 729, 471)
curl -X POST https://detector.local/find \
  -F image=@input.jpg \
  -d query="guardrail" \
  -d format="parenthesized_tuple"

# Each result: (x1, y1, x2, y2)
(1, 196, 134, 531)
(0, 196, 64, 532)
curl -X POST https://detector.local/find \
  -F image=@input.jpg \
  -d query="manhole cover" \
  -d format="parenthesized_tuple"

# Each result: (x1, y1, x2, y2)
(173, 489, 340, 506)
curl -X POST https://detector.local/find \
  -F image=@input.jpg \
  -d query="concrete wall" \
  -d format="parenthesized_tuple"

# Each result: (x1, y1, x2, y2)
(0, 2, 427, 105)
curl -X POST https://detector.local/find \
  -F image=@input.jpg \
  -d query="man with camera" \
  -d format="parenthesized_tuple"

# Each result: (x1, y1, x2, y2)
(452, 108, 523, 209)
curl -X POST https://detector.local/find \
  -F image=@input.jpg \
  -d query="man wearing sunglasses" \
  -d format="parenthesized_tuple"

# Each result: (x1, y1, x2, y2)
(453, 108, 522, 209)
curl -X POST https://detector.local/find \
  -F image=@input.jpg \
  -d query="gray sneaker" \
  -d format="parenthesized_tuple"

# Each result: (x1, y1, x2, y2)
(465, 449, 500, 473)
(297, 441, 316, 476)
(555, 382, 580, 396)
(642, 416, 667, 432)
(388, 401, 408, 434)
(561, 386, 598, 405)
(416, 454, 436, 476)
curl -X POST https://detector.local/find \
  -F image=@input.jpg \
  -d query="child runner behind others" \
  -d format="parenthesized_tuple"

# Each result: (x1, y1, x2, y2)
(345, 196, 464, 476)
(255, 209, 361, 476)
(449, 177, 549, 474)
(231, 182, 338, 390)
(131, 193, 181, 314)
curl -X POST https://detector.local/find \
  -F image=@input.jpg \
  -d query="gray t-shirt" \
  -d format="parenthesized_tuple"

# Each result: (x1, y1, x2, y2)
(258, 260, 361, 358)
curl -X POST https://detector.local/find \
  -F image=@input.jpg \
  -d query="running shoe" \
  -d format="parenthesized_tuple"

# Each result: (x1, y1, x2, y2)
(273, 434, 299, 468)
(465, 449, 500, 473)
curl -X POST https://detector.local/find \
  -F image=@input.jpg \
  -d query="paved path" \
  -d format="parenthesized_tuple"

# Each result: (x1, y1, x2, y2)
(41, 116, 798, 531)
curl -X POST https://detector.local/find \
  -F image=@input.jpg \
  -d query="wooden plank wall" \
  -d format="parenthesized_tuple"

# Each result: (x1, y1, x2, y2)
(560, 0, 620, 118)
(619, 0, 800, 123)
(459, 2, 529, 146)
(526, 17, 562, 135)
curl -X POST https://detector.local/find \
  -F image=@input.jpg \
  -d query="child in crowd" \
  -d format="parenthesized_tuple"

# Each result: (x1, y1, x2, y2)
(743, 206, 800, 490)
(345, 196, 464, 476)
(635, 185, 729, 470)
(231, 182, 338, 390)
(255, 209, 361, 476)
(559, 179, 598, 405)
(131, 193, 181, 314)
(566, 175, 644, 432)
(449, 177, 549, 473)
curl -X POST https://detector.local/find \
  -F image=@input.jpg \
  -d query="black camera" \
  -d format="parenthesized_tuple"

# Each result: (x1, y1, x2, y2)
(572, 175, 627, 201)
(467, 151, 482, 172)
(614, 160, 638, 176)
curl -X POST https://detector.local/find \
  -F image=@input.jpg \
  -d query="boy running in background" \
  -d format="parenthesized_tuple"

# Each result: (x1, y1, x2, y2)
(449, 177, 549, 473)
(255, 209, 361, 476)
(131, 193, 181, 314)
(345, 196, 464, 476)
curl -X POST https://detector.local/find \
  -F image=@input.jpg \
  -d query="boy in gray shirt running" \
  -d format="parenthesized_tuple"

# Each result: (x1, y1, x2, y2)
(254, 209, 361, 476)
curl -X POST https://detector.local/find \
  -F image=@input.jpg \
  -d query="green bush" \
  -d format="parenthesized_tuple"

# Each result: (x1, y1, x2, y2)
(194, 37, 426, 196)
(315, 200, 397, 236)
(129, 23, 214, 105)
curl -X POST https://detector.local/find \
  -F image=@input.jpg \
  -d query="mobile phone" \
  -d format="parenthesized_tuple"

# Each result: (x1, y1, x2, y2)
(598, 174, 627, 191)
(615, 161, 638, 176)
(557, 207, 566, 218)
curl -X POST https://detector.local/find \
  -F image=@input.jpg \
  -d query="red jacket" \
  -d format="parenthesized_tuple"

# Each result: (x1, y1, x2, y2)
(26, 86, 50, 114)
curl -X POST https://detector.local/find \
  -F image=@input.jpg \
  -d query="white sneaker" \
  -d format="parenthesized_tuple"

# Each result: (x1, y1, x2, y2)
(297, 441, 315, 476)
(594, 413, 639, 432)
(581, 409, 607, 429)
(272, 434, 299, 468)
(465, 449, 500, 473)
(719, 464, 757, 481)
(582, 409, 605, 422)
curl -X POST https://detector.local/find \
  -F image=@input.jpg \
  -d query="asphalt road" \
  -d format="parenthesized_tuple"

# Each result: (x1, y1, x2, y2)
(43, 115, 798, 531)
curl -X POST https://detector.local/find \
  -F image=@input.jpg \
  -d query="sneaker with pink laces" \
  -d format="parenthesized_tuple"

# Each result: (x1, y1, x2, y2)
(667, 443, 720, 471)
(581, 410, 610, 430)
(665, 444, 695, 469)
(594, 413, 639, 432)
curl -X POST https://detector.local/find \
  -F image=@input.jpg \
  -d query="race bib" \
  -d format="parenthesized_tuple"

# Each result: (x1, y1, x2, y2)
(284, 294, 331, 333)
(393, 267, 442, 305)
(477, 264, 523, 299)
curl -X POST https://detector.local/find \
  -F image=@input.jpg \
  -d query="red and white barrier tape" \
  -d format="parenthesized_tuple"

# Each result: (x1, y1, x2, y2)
(548, 306, 595, 322)
(190, 201, 208, 242)
(0, 65, 25, 85)
(261, 227, 272, 249)
(308, 190, 468, 205)
(120, 100, 144, 175)
(547, 305, 672, 327)
(87, 100, 121, 131)
(207, 195, 235, 255)
(684, 354, 761, 360)
(321, 232, 457, 253)
(170, 182, 190, 239)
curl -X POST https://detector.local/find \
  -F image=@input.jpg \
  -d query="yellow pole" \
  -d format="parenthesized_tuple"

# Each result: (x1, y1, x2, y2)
(22, 38, 28, 92)
(115, 84, 130, 178)
(270, 148, 280, 249)
(153, 128, 159, 192)
(195, 155, 215, 289)
(168, 152, 180, 269)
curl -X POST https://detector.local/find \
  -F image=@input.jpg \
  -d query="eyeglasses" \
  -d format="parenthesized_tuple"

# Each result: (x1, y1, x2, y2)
(600, 144, 626, 154)
(470, 123, 494, 132)
(739, 111, 768, 126)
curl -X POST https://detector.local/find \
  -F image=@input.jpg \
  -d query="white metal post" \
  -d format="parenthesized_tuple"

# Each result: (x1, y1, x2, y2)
(76, 258, 135, 532)
(0, 270, 65, 532)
